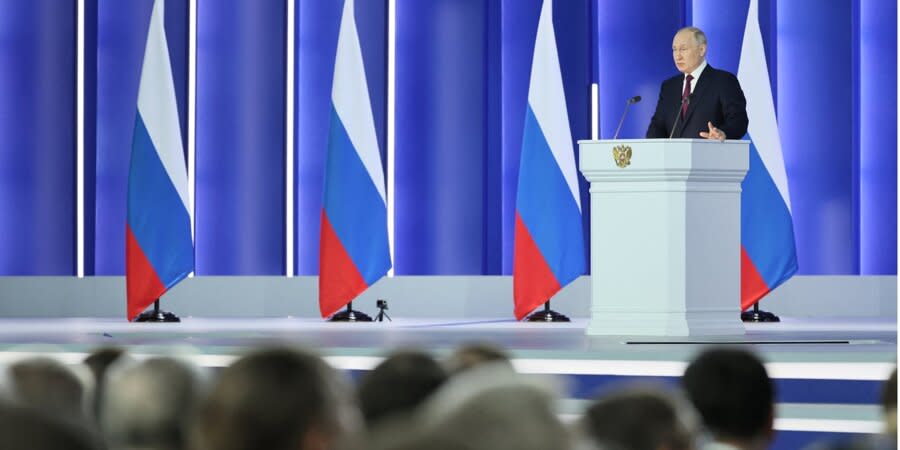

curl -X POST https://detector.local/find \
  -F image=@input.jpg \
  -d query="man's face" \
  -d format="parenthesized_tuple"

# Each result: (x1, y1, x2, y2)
(672, 31, 706, 74)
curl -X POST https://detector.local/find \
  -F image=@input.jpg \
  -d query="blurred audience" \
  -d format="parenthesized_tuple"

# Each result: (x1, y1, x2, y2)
(356, 349, 447, 427)
(682, 348, 775, 450)
(580, 386, 696, 450)
(84, 346, 129, 422)
(444, 342, 513, 375)
(0, 343, 893, 450)
(0, 401, 100, 450)
(6, 356, 89, 424)
(190, 347, 355, 450)
(101, 357, 205, 450)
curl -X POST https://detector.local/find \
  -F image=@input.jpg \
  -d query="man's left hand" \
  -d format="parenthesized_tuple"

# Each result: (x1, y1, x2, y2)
(699, 121, 726, 141)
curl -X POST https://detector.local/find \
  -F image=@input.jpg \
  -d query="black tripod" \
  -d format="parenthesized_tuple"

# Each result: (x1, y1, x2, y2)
(375, 299, 391, 322)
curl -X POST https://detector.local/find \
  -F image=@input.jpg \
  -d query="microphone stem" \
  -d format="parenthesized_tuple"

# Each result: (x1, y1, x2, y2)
(612, 102, 632, 140)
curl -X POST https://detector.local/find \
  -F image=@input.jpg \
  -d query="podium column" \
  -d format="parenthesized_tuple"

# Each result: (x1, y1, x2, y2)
(578, 139, 749, 336)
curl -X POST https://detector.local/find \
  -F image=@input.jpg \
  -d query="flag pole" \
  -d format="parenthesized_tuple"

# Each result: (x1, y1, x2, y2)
(328, 302, 373, 322)
(741, 302, 780, 322)
(524, 300, 570, 322)
(134, 299, 181, 323)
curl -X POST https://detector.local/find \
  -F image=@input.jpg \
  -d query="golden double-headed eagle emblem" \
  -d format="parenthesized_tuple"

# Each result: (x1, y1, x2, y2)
(612, 145, 632, 168)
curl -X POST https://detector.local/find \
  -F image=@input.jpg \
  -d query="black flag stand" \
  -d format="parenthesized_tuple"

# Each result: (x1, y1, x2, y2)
(134, 299, 180, 323)
(525, 301, 570, 322)
(740, 302, 780, 323)
(329, 302, 373, 322)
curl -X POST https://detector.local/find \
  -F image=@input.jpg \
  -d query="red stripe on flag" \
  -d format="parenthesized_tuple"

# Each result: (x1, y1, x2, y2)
(125, 224, 166, 321)
(741, 245, 771, 311)
(319, 210, 368, 318)
(513, 212, 562, 320)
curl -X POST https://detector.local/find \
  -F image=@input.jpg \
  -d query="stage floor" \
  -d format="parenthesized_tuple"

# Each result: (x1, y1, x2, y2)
(0, 316, 893, 448)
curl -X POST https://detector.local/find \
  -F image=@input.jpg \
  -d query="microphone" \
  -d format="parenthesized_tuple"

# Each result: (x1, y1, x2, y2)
(612, 95, 642, 140)
(668, 94, 691, 139)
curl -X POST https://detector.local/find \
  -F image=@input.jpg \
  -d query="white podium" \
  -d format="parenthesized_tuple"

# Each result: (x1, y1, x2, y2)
(578, 139, 749, 336)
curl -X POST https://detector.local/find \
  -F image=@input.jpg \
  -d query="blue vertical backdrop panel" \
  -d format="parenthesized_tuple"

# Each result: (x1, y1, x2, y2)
(95, 0, 188, 275)
(295, 0, 387, 276)
(777, 1, 857, 274)
(595, 0, 685, 140)
(501, 0, 591, 274)
(859, 0, 897, 274)
(196, 0, 285, 275)
(0, 0, 76, 274)
(395, 0, 497, 274)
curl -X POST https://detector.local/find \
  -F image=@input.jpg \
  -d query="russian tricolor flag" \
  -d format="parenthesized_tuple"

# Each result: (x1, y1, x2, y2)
(513, 0, 586, 320)
(319, 0, 391, 318)
(126, 0, 194, 321)
(737, 0, 798, 310)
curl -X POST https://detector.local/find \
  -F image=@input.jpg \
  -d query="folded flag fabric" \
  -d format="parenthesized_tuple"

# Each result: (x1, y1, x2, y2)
(126, 0, 194, 321)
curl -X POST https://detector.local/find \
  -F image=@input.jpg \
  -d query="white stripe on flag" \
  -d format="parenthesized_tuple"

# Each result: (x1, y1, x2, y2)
(331, 0, 387, 203)
(136, 0, 191, 212)
(737, 0, 792, 212)
(527, 0, 581, 211)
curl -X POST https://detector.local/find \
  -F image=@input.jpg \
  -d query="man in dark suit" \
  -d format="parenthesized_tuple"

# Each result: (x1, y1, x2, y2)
(646, 27, 748, 141)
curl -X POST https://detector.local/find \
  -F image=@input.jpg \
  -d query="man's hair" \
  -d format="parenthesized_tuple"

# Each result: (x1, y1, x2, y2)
(677, 26, 708, 46)
(581, 387, 694, 450)
(191, 347, 347, 450)
(445, 342, 512, 375)
(83, 346, 128, 422)
(101, 357, 204, 450)
(0, 402, 100, 450)
(357, 350, 447, 426)
(682, 348, 774, 441)
(6, 357, 87, 422)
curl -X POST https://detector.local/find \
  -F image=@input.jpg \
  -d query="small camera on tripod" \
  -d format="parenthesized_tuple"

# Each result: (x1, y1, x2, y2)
(375, 299, 391, 322)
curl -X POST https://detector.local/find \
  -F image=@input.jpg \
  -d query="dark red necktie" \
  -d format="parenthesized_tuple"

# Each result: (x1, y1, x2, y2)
(681, 74, 693, 118)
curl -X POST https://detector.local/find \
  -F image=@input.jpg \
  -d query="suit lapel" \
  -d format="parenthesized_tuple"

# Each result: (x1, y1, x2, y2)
(678, 65, 712, 137)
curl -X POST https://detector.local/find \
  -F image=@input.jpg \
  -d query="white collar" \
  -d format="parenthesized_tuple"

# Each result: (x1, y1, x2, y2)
(686, 59, 708, 81)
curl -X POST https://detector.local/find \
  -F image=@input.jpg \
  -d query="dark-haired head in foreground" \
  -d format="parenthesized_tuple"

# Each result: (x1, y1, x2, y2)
(357, 350, 447, 427)
(581, 386, 694, 450)
(682, 348, 775, 450)
(444, 342, 513, 375)
(191, 347, 353, 450)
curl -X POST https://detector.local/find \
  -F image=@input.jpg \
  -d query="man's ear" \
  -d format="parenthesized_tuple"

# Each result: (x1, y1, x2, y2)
(700, 44, 707, 58)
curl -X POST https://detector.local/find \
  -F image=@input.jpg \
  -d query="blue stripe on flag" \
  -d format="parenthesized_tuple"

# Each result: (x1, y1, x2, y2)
(516, 105, 585, 286)
(323, 105, 391, 286)
(127, 113, 193, 288)
(741, 139, 798, 289)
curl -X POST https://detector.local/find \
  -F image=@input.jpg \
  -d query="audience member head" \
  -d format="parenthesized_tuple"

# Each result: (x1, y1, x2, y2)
(419, 364, 569, 450)
(191, 346, 353, 450)
(445, 342, 513, 375)
(0, 401, 100, 450)
(882, 367, 897, 437)
(6, 356, 87, 423)
(84, 346, 128, 421)
(357, 349, 447, 427)
(682, 348, 775, 449)
(101, 357, 205, 450)
(581, 385, 695, 450)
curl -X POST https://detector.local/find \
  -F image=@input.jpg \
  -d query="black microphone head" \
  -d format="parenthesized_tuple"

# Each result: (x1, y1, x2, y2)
(628, 95, 642, 104)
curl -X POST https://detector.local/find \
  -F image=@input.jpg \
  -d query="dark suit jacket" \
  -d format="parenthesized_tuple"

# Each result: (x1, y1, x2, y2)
(646, 64, 748, 140)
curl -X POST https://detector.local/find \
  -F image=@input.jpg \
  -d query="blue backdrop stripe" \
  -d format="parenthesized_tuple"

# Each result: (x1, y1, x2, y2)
(0, 0, 76, 275)
(195, 0, 285, 275)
